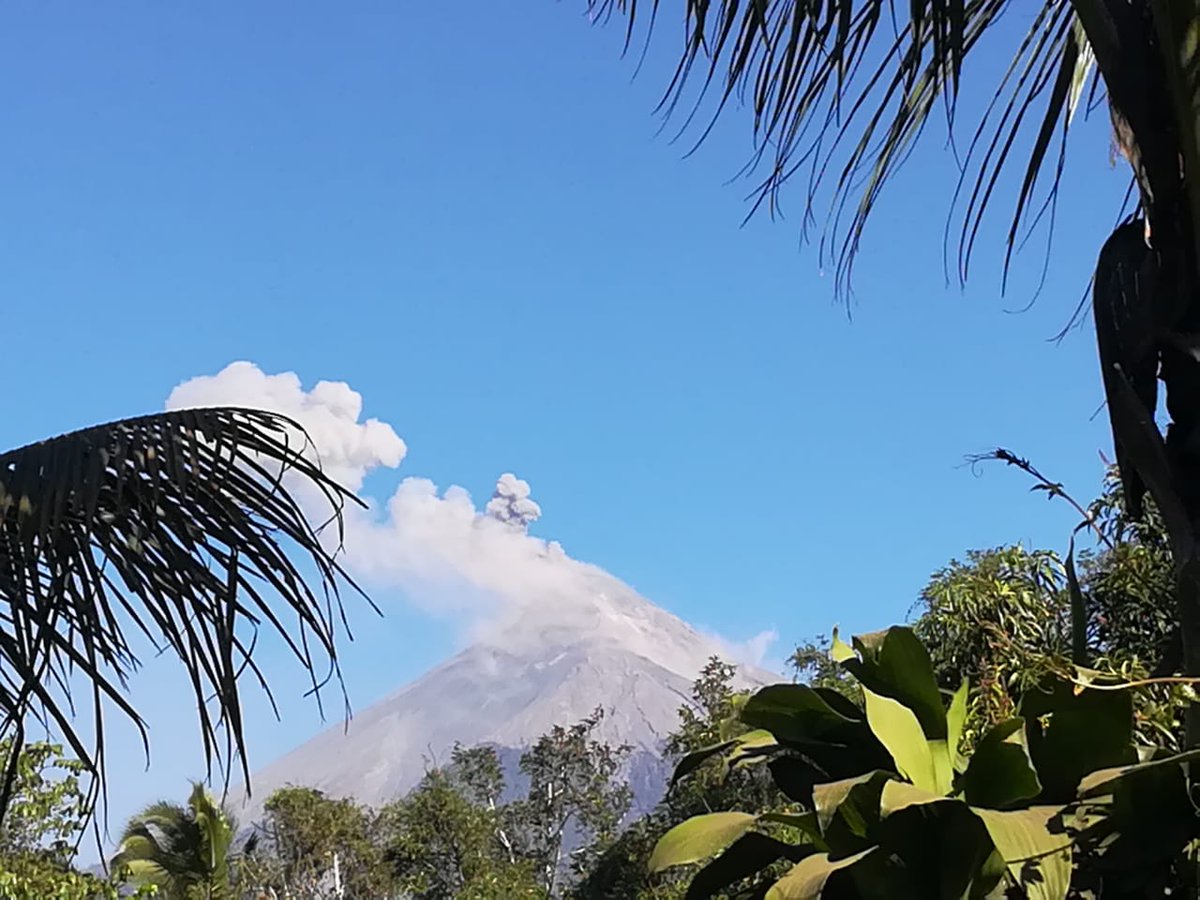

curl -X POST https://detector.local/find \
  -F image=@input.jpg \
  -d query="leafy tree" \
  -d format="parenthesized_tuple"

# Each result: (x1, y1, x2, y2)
(0, 408, 367, 827)
(111, 781, 250, 899)
(573, 660, 785, 898)
(380, 712, 630, 898)
(382, 747, 540, 899)
(509, 708, 633, 895)
(245, 785, 389, 898)
(906, 471, 1183, 753)
(586, 2, 1200, 745)
(0, 740, 91, 863)
(0, 855, 145, 900)
(791, 636, 859, 702)
(0, 741, 146, 899)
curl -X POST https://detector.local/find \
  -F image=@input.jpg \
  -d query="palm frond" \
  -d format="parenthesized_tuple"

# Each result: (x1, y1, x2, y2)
(113, 781, 243, 896)
(0, 407, 372, 826)
(587, 0, 1109, 295)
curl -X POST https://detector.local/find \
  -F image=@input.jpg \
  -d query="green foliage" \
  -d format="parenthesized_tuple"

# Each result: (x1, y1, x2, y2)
(790, 636, 858, 702)
(381, 746, 535, 899)
(0, 741, 91, 864)
(246, 784, 386, 898)
(111, 782, 248, 900)
(573, 659, 788, 898)
(0, 852, 152, 900)
(907, 477, 1181, 753)
(651, 625, 1200, 898)
(503, 708, 631, 894)
(378, 711, 629, 898)
(0, 741, 148, 899)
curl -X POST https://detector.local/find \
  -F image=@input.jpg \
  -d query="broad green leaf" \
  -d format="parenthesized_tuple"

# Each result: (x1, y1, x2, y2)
(812, 771, 891, 848)
(929, 739, 954, 796)
(962, 718, 1041, 810)
(739, 684, 859, 744)
(686, 832, 816, 900)
(873, 798, 997, 898)
(862, 688, 939, 793)
(1020, 678, 1136, 802)
(725, 729, 781, 769)
(1077, 747, 1200, 798)
(812, 686, 864, 721)
(946, 678, 969, 764)
(830, 627, 855, 663)
(765, 848, 876, 899)
(649, 812, 759, 873)
(765, 757, 825, 805)
(879, 779, 943, 815)
(972, 807, 1071, 900)
(814, 773, 879, 832)
(759, 811, 825, 844)
(670, 740, 737, 787)
(974, 849, 1009, 898)
(1075, 744, 1199, 877)
(850, 627, 947, 740)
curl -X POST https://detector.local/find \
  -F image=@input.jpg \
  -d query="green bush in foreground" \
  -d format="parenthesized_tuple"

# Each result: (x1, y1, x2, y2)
(651, 626, 1200, 898)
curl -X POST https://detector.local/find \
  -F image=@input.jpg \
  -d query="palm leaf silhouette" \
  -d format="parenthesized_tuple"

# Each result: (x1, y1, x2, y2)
(0, 406, 371, 824)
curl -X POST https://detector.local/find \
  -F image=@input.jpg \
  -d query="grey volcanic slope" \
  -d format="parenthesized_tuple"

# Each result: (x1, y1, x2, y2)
(230, 575, 775, 824)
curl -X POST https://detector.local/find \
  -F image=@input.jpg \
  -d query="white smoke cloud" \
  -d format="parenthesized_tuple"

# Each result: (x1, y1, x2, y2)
(165, 362, 777, 674)
(166, 361, 406, 493)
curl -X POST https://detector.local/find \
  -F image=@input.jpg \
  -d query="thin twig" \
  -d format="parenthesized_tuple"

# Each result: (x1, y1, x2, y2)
(967, 448, 1115, 550)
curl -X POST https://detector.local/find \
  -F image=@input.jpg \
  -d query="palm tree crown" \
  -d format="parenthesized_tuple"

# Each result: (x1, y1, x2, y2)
(112, 781, 251, 900)
(0, 407, 371, 824)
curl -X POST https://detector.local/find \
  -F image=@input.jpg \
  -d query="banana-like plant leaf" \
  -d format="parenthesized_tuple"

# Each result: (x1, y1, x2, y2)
(811, 686, 864, 722)
(813, 771, 890, 836)
(873, 798, 997, 898)
(961, 718, 1041, 810)
(876, 782, 1066, 897)
(725, 730, 783, 769)
(765, 847, 876, 900)
(649, 812, 759, 873)
(862, 687, 946, 793)
(685, 832, 816, 900)
(1020, 678, 1136, 802)
(844, 627, 947, 739)
(1078, 747, 1200, 798)
(815, 771, 891, 855)
(946, 678, 969, 766)
(1075, 745, 1200, 891)
(879, 779, 944, 816)
(765, 757, 828, 807)
(739, 684, 860, 743)
(879, 786, 1070, 899)
(972, 807, 1071, 900)
(670, 739, 739, 788)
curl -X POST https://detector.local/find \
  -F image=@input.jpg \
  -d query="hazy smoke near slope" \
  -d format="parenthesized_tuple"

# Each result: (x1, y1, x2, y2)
(165, 361, 777, 668)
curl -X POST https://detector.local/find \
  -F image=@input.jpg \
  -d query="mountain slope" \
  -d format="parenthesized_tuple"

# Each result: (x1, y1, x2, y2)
(231, 571, 776, 823)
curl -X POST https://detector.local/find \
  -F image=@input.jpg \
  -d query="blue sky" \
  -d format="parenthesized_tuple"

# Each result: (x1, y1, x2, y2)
(0, 2, 1131, 852)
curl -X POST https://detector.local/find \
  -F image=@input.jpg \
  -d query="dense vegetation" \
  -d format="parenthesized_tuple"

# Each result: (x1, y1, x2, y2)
(1, 0, 1198, 896)
(0, 472, 1182, 898)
